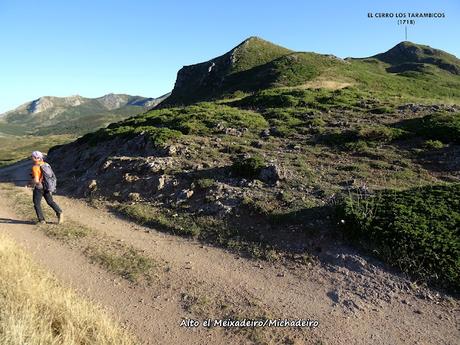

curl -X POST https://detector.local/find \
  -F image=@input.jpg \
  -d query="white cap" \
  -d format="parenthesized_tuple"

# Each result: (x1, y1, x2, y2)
(31, 151, 44, 160)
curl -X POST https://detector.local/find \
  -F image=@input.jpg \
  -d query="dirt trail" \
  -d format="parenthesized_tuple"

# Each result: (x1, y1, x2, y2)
(0, 164, 459, 345)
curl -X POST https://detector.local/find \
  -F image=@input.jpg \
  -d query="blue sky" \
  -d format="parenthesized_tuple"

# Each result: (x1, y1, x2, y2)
(0, 0, 458, 113)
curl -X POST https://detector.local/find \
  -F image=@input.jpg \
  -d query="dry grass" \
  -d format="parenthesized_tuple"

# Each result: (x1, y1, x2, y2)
(85, 243, 156, 283)
(0, 233, 137, 345)
(300, 79, 353, 90)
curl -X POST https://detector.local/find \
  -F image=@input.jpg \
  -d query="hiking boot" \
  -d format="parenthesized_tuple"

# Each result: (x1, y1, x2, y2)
(58, 213, 64, 224)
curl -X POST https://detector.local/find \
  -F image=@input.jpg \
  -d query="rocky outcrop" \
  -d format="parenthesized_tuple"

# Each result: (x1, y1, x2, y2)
(259, 164, 285, 185)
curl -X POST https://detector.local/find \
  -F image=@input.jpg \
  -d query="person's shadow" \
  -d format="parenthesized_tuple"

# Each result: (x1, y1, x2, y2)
(0, 218, 35, 225)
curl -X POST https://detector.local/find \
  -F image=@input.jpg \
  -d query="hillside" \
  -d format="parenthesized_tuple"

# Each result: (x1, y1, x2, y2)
(0, 93, 169, 136)
(162, 39, 460, 106)
(45, 38, 460, 294)
(0, 36, 458, 345)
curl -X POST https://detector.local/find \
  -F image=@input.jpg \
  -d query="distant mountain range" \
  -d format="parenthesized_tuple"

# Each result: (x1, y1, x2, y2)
(0, 93, 170, 136)
(3, 37, 459, 137)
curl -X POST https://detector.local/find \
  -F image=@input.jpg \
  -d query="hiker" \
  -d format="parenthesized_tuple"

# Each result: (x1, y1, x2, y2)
(29, 151, 64, 224)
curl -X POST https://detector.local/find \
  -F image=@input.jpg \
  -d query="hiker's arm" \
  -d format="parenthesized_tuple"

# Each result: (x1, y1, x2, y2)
(26, 176, 37, 188)
(33, 175, 40, 185)
(29, 166, 42, 188)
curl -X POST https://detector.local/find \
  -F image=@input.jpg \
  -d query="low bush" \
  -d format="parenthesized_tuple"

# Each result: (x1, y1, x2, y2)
(369, 106, 394, 114)
(196, 178, 216, 189)
(319, 129, 355, 146)
(423, 139, 445, 149)
(231, 154, 266, 179)
(344, 140, 370, 152)
(321, 125, 408, 148)
(337, 183, 460, 292)
(356, 125, 408, 142)
(236, 92, 301, 108)
(117, 204, 201, 237)
(398, 112, 460, 144)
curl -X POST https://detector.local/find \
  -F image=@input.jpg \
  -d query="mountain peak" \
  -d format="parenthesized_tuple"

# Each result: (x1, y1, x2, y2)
(378, 41, 439, 61)
(372, 41, 460, 75)
(241, 36, 261, 43)
(163, 37, 292, 105)
(96, 93, 129, 110)
(237, 36, 268, 47)
(229, 37, 292, 73)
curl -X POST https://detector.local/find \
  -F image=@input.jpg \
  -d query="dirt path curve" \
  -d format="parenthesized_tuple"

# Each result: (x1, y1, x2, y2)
(0, 163, 459, 345)
(0, 192, 233, 345)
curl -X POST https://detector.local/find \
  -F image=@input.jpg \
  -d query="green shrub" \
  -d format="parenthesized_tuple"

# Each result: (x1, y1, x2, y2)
(145, 127, 182, 146)
(118, 204, 201, 237)
(231, 154, 266, 178)
(423, 139, 445, 149)
(238, 93, 300, 108)
(369, 106, 394, 114)
(196, 178, 216, 189)
(337, 183, 460, 292)
(307, 117, 326, 127)
(399, 112, 460, 143)
(356, 125, 408, 142)
(344, 140, 369, 152)
(269, 123, 297, 137)
(322, 125, 408, 148)
(321, 129, 357, 146)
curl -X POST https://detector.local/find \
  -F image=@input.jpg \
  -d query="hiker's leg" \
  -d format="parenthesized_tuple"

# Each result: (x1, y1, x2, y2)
(43, 191, 62, 216)
(33, 188, 45, 221)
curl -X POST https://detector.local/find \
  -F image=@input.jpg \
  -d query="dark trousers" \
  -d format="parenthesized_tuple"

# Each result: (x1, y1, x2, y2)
(33, 188, 62, 221)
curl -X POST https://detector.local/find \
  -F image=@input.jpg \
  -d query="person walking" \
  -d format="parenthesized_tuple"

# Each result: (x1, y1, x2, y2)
(29, 151, 64, 224)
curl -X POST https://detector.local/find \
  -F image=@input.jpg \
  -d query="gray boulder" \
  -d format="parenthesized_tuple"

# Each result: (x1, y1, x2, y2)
(259, 164, 285, 184)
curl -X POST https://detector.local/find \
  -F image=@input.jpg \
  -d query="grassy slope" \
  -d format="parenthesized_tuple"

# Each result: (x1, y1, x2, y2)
(234, 53, 460, 105)
(0, 135, 76, 167)
(0, 233, 136, 345)
(34, 105, 145, 136)
(0, 122, 29, 136)
(338, 60, 460, 104)
(78, 102, 268, 146)
(164, 39, 460, 106)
